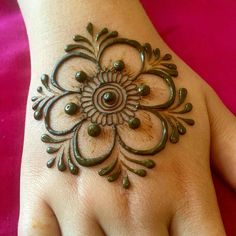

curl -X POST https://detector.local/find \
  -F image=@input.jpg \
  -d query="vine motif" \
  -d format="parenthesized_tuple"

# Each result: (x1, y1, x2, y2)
(32, 23, 195, 189)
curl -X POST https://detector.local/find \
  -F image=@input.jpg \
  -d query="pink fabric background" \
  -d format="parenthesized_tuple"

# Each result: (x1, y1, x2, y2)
(0, 0, 235, 235)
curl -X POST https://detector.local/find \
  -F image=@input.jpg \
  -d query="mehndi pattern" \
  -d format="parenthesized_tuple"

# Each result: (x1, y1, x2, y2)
(32, 23, 195, 188)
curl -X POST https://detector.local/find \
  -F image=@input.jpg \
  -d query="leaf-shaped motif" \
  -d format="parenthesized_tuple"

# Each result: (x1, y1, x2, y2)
(65, 44, 94, 54)
(86, 22, 93, 36)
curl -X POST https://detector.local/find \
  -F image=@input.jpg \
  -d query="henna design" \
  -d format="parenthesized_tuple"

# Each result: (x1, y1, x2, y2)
(32, 23, 195, 189)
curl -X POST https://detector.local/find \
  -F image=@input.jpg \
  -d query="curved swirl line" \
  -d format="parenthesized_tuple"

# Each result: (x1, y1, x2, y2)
(72, 123, 117, 167)
(51, 52, 98, 92)
(117, 110, 168, 155)
(44, 92, 85, 136)
(138, 69, 176, 110)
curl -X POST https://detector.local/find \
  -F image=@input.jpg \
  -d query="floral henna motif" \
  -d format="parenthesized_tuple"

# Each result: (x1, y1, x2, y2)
(32, 23, 195, 189)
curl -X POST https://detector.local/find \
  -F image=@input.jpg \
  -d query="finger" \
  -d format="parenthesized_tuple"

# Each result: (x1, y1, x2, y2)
(59, 215, 106, 236)
(18, 198, 61, 236)
(206, 85, 236, 190)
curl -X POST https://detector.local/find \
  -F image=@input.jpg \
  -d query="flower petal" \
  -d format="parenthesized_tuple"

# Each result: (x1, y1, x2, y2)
(87, 108, 97, 117)
(126, 103, 138, 111)
(117, 110, 168, 155)
(97, 113, 104, 124)
(122, 109, 135, 118)
(51, 52, 97, 92)
(44, 92, 85, 136)
(83, 105, 94, 113)
(98, 39, 144, 78)
(117, 113, 124, 124)
(73, 121, 116, 164)
(101, 114, 107, 126)
(91, 111, 100, 123)
(125, 84, 137, 91)
(137, 72, 176, 109)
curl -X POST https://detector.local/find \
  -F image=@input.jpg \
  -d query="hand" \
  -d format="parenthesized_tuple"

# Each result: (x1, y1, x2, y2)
(18, 1, 236, 235)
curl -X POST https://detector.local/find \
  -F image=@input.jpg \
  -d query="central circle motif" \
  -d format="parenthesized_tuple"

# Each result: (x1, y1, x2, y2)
(80, 70, 140, 126)
(103, 91, 117, 105)
(93, 82, 127, 113)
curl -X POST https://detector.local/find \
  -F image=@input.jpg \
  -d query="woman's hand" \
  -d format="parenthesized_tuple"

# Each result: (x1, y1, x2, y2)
(18, 1, 235, 235)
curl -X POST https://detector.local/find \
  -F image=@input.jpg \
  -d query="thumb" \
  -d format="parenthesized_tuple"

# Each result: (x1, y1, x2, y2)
(206, 85, 236, 190)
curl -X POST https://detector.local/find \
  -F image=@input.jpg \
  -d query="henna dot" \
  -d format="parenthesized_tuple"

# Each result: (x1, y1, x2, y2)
(37, 86, 43, 93)
(88, 123, 101, 137)
(103, 91, 116, 105)
(113, 60, 125, 71)
(138, 84, 150, 96)
(64, 102, 79, 115)
(75, 71, 87, 83)
(128, 117, 141, 129)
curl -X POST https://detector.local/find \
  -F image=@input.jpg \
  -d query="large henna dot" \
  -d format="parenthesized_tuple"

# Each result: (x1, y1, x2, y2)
(87, 123, 101, 137)
(75, 71, 88, 83)
(64, 102, 79, 115)
(113, 60, 125, 71)
(128, 117, 141, 129)
(103, 91, 117, 105)
(138, 84, 150, 96)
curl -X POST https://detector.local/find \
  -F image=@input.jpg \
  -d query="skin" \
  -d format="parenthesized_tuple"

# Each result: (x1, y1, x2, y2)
(18, 0, 236, 235)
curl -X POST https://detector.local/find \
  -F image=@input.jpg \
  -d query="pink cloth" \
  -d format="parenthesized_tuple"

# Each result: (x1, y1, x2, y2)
(0, 0, 235, 235)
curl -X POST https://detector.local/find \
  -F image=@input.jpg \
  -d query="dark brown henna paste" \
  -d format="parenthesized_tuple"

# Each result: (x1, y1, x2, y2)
(32, 23, 195, 189)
